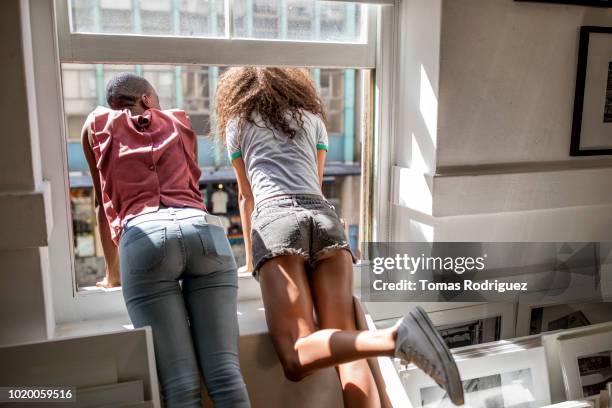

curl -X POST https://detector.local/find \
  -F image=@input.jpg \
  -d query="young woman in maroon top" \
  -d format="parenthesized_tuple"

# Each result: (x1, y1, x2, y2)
(82, 73, 250, 408)
(81, 85, 162, 288)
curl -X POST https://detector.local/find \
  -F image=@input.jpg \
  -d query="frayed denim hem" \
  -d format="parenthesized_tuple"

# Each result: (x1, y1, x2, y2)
(252, 248, 310, 281)
(311, 243, 357, 266)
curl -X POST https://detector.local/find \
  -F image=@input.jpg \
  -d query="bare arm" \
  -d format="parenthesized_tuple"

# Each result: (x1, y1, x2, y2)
(317, 149, 327, 189)
(231, 157, 255, 272)
(81, 118, 120, 287)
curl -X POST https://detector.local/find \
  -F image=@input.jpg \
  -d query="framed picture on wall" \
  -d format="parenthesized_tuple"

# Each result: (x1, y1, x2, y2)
(570, 26, 612, 156)
(515, 0, 611, 7)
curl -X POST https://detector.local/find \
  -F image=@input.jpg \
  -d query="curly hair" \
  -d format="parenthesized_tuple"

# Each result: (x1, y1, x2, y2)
(214, 67, 327, 141)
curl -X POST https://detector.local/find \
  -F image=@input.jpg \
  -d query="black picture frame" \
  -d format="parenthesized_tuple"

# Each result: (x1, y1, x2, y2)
(570, 26, 612, 156)
(515, 0, 611, 7)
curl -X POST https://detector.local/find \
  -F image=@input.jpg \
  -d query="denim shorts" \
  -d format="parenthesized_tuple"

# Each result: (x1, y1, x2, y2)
(251, 194, 356, 277)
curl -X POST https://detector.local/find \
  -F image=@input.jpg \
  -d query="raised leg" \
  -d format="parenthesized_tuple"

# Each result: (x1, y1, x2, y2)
(258, 255, 396, 384)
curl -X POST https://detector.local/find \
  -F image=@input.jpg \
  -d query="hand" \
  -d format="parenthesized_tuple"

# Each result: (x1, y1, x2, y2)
(96, 261, 121, 288)
(238, 264, 254, 274)
(238, 258, 254, 274)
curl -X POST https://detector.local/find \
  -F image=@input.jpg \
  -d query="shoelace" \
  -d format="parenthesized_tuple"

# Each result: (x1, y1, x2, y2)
(401, 347, 446, 388)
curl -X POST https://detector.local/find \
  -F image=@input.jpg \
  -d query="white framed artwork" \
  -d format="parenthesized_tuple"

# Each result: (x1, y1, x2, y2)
(371, 302, 516, 349)
(516, 282, 612, 337)
(557, 328, 612, 404)
(401, 344, 551, 408)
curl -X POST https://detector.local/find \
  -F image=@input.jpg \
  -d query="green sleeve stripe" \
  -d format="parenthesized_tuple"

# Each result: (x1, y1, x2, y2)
(316, 143, 328, 151)
(230, 150, 242, 160)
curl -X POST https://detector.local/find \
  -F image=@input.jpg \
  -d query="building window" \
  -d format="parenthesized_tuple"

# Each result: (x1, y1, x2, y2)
(55, 0, 379, 299)
(71, 0, 226, 37)
(232, 0, 362, 42)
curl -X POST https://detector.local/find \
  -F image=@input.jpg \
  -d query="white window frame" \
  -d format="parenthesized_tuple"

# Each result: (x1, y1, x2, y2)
(56, 0, 378, 68)
(48, 0, 398, 324)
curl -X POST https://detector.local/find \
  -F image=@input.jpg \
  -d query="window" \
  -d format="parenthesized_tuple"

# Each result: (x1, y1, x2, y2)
(52, 0, 393, 317)
(61, 62, 365, 288)
(69, 0, 364, 42)
(232, 0, 363, 42)
(71, 0, 226, 37)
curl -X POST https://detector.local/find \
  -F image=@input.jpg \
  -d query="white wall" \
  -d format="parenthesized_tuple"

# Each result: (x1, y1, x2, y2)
(394, 0, 442, 173)
(438, 0, 612, 166)
(391, 0, 612, 243)
(0, 0, 55, 345)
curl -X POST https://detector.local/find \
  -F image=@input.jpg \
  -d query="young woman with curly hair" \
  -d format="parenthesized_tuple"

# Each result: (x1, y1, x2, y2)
(216, 67, 464, 407)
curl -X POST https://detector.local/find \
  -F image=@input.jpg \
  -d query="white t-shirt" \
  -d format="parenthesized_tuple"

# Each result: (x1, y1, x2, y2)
(226, 110, 328, 205)
(211, 190, 229, 214)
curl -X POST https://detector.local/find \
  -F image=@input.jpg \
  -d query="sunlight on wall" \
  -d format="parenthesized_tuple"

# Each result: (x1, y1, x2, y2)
(411, 132, 429, 174)
(419, 64, 438, 150)
(392, 166, 433, 215)
(409, 219, 434, 242)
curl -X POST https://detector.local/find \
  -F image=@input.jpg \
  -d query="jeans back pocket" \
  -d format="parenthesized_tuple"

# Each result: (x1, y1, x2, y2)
(123, 226, 167, 273)
(194, 224, 234, 260)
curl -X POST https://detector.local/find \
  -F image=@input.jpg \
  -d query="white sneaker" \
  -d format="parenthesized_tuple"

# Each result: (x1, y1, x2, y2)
(395, 306, 464, 406)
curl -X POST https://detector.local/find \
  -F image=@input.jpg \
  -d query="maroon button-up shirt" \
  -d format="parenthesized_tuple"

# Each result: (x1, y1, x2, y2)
(89, 107, 206, 243)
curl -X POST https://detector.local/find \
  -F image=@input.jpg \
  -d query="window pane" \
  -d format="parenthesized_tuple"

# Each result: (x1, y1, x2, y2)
(233, 0, 363, 42)
(61, 63, 365, 289)
(71, 0, 226, 37)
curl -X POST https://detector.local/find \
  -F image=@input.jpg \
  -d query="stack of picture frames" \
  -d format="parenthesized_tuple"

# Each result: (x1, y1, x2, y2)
(516, 283, 612, 337)
(369, 302, 517, 349)
(394, 320, 612, 407)
(558, 323, 612, 406)
(542, 401, 597, 408)
(400, 334, 552, 407)
(543, 322, 612, 408)
(515, 1, 611, 155)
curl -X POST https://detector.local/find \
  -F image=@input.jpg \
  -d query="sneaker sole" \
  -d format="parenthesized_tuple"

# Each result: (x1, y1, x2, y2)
(412, 306, 465, 406)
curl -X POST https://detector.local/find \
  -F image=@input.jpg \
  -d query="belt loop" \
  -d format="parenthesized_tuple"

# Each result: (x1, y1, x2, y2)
(292, 195, 297, 207)
(168, 207, 176, 222)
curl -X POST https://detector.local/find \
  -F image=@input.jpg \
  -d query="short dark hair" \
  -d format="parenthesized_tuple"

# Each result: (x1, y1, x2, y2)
(105, 72, 153, 110)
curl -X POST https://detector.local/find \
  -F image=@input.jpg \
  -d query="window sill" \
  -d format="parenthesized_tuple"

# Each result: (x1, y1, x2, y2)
(54, 298, 269, 340)
(74, 261, 365, 297)
(76, 271, 262, 300)
(77, 286, 123, 295)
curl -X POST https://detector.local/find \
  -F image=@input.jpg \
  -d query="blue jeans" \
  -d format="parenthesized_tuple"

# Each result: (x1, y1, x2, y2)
(119, 208, 250, 408)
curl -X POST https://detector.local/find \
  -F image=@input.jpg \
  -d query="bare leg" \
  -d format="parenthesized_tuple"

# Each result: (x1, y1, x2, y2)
(258, 254, 395, 382)
(353, 297, 393, 408)
(309, 250, 380, 408)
